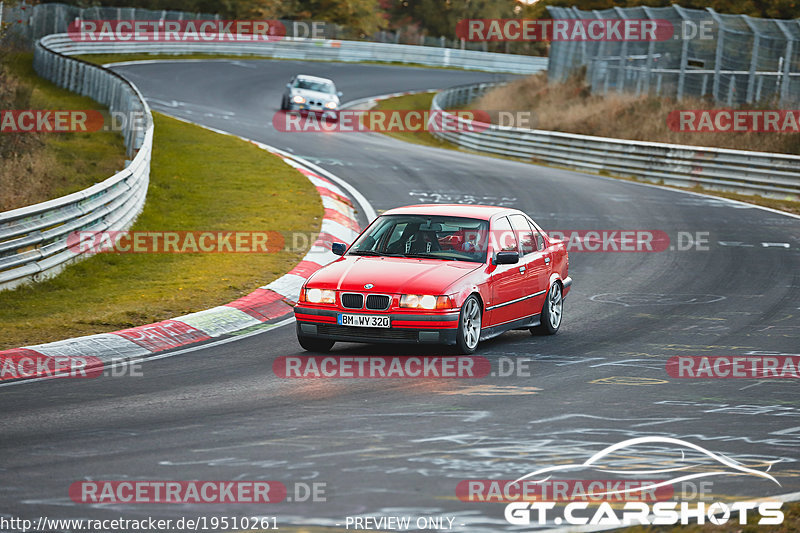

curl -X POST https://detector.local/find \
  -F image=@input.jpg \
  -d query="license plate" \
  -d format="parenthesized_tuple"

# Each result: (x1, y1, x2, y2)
(338, 314, 390, 328)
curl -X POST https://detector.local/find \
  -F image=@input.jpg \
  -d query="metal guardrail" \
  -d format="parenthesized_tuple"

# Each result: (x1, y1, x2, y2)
(430, 84, 800, 200)
(0, 37, 153, 291)
(33, 33, 547, 74)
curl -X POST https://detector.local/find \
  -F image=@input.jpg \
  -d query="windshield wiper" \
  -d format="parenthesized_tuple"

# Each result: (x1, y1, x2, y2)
(350, 251, 404, 257)
(402, 253, 477, 262)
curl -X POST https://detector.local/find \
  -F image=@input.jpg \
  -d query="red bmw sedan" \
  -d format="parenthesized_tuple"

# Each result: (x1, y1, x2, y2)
(294, 205, 572, 354)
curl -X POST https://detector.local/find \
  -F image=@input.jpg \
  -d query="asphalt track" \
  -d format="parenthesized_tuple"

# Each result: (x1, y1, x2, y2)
(1, 60, 799, 531)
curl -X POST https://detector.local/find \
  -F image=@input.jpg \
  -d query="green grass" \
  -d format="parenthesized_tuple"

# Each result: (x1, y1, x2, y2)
(370, 92, 454, 149)
(0, 112, 322, 349)
(1, 52, 126, 210)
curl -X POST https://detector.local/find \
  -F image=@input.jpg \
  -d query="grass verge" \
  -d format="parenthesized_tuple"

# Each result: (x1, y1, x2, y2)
(372, 92, 800, 216)
(0, 52, 126, 211)
(370, 92, 453, 149)
(0, 112, 322, 349)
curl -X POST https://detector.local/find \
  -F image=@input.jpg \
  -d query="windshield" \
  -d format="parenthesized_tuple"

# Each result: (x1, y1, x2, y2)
(348, 214, 489, 263)
(294, 79, 335, 93)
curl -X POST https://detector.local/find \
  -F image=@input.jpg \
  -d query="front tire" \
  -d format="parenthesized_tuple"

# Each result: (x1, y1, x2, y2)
(531, 282, 563, 336)
(297, 329, 334, 352)
(456, 295, 482, 354)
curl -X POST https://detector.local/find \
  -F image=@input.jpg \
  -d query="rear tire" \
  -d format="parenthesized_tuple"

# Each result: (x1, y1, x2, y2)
(456, 295, 482, 354)
(531, 282, 563, 336)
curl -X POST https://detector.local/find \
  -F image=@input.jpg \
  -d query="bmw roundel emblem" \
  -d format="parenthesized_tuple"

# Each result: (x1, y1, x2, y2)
(364, 283, 374, 289)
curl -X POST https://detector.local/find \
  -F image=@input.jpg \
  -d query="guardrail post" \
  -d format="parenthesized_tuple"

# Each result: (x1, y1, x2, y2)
(741, 15, 761, 104)
(774, 20, 794, 107)
(706, 8, 724, 103)
(673, 5, 689, 100)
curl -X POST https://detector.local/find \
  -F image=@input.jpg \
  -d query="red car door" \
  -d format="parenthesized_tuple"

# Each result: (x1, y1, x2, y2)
(510, 214, 550, 318)
(487, 216, 528, 326)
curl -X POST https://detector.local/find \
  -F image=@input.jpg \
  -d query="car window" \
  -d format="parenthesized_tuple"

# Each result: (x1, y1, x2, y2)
(510, 214, 536, 255)
(348, 214, 489, 262)
(294, 79, 335, 93)
(492, 216, 517, 252)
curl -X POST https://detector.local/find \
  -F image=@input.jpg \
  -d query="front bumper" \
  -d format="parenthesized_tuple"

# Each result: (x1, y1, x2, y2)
(294, 306, 460, 345)
(287, 105, 338, 118)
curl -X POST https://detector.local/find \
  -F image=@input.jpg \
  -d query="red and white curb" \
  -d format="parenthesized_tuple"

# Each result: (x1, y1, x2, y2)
(0, 128, 372, 375)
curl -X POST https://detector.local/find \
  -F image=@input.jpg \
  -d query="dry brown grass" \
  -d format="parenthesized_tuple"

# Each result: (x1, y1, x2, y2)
(0, 52, 126, 212)
(471, 71, 799, 155)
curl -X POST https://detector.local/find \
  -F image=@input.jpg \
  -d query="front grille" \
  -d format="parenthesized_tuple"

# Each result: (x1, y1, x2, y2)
(341, 293, 364, 309)
(317, 324, 418, 341)
(366, 294, 391, 310)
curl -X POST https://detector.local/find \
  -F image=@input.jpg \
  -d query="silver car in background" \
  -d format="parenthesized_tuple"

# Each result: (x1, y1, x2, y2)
(280, 74, 342, 116)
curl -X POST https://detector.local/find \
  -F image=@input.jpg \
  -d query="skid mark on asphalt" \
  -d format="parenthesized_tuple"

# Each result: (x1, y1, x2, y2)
(437, 385, 541, 395)
(588, 376, 669, 386)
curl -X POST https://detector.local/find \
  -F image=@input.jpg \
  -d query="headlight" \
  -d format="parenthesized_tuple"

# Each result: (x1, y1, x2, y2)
(291, 95, 306, 104)
(305, 288, 335, 304)
(324, 101, 337, 109)
(400, 294, 452, 310)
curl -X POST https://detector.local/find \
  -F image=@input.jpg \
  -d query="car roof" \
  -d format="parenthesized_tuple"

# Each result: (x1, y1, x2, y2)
(380, 204, 522, 221)
(295, 74, 335, 84)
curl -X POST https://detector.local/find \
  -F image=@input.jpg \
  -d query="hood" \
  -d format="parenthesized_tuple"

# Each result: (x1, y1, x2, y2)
(307, 256, 481, 295)
(291, 88, 339, 104)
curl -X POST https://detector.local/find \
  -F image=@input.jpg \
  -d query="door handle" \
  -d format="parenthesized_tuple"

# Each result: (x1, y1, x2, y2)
(519, 266, 526, 273)
(544, 257, 551, 264)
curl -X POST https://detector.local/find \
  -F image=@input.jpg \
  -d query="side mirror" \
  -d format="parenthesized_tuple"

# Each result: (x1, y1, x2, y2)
(286, 83, 291, 88)
(493, 251, 519, 265)
(337, 91, 343, 98)
(331, 242, 347, 256)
